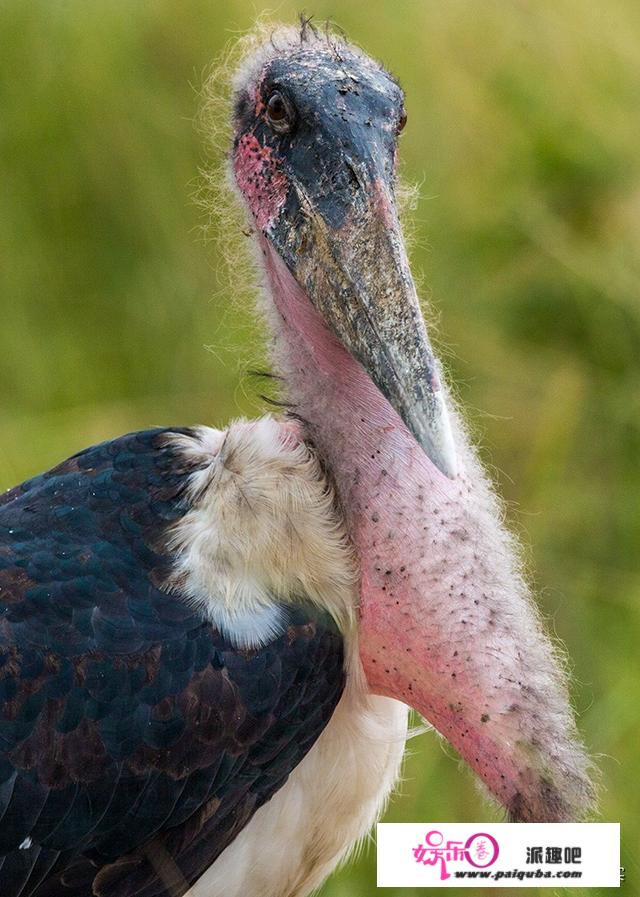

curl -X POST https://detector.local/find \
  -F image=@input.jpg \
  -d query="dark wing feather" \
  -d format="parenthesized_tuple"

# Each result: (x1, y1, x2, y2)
(0, 429, 345, 897)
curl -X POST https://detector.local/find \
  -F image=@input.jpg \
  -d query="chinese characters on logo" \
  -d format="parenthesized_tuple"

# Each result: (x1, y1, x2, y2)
(526, 846, 582, 864)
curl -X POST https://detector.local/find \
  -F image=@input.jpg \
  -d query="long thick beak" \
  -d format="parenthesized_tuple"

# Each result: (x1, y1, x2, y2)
(268, 177, 457, 479)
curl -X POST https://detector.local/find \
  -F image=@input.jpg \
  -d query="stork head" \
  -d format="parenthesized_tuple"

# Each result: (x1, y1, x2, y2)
(228, 24, 595, 822)
(231, 26, 456, 479)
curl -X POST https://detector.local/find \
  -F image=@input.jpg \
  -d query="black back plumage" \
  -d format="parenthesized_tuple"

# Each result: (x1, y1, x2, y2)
(0, 429, 345, 896)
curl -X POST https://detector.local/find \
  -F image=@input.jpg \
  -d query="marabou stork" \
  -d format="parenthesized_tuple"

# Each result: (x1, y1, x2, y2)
(0, 23, 594, 897)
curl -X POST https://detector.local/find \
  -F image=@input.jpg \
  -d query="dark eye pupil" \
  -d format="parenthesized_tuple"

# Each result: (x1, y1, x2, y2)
(398, 108, 408, 133)
(267, 93, 287, 121)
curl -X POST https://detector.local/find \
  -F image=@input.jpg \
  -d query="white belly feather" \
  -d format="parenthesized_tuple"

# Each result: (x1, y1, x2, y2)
(167, 418, 408, 897)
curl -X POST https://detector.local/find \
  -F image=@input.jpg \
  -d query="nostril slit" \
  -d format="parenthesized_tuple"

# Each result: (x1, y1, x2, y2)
(345, 159, 363, 192)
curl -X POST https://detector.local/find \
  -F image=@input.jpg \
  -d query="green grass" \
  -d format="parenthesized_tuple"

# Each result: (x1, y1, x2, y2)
(1, 1, 638, 894)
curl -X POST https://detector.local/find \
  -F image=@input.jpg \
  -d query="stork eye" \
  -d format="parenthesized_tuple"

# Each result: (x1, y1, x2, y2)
(266, 91, 294, 133)
(398, 107, 408, 134)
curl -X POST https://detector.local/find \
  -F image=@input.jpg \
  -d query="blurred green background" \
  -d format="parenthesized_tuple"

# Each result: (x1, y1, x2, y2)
(1, 1, 638, 894)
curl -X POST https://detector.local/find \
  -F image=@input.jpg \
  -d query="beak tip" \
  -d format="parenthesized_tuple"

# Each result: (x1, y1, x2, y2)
(436, 448, 458, 480)
(418, 394, 458, 479)
(429, 441, 458, 480)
